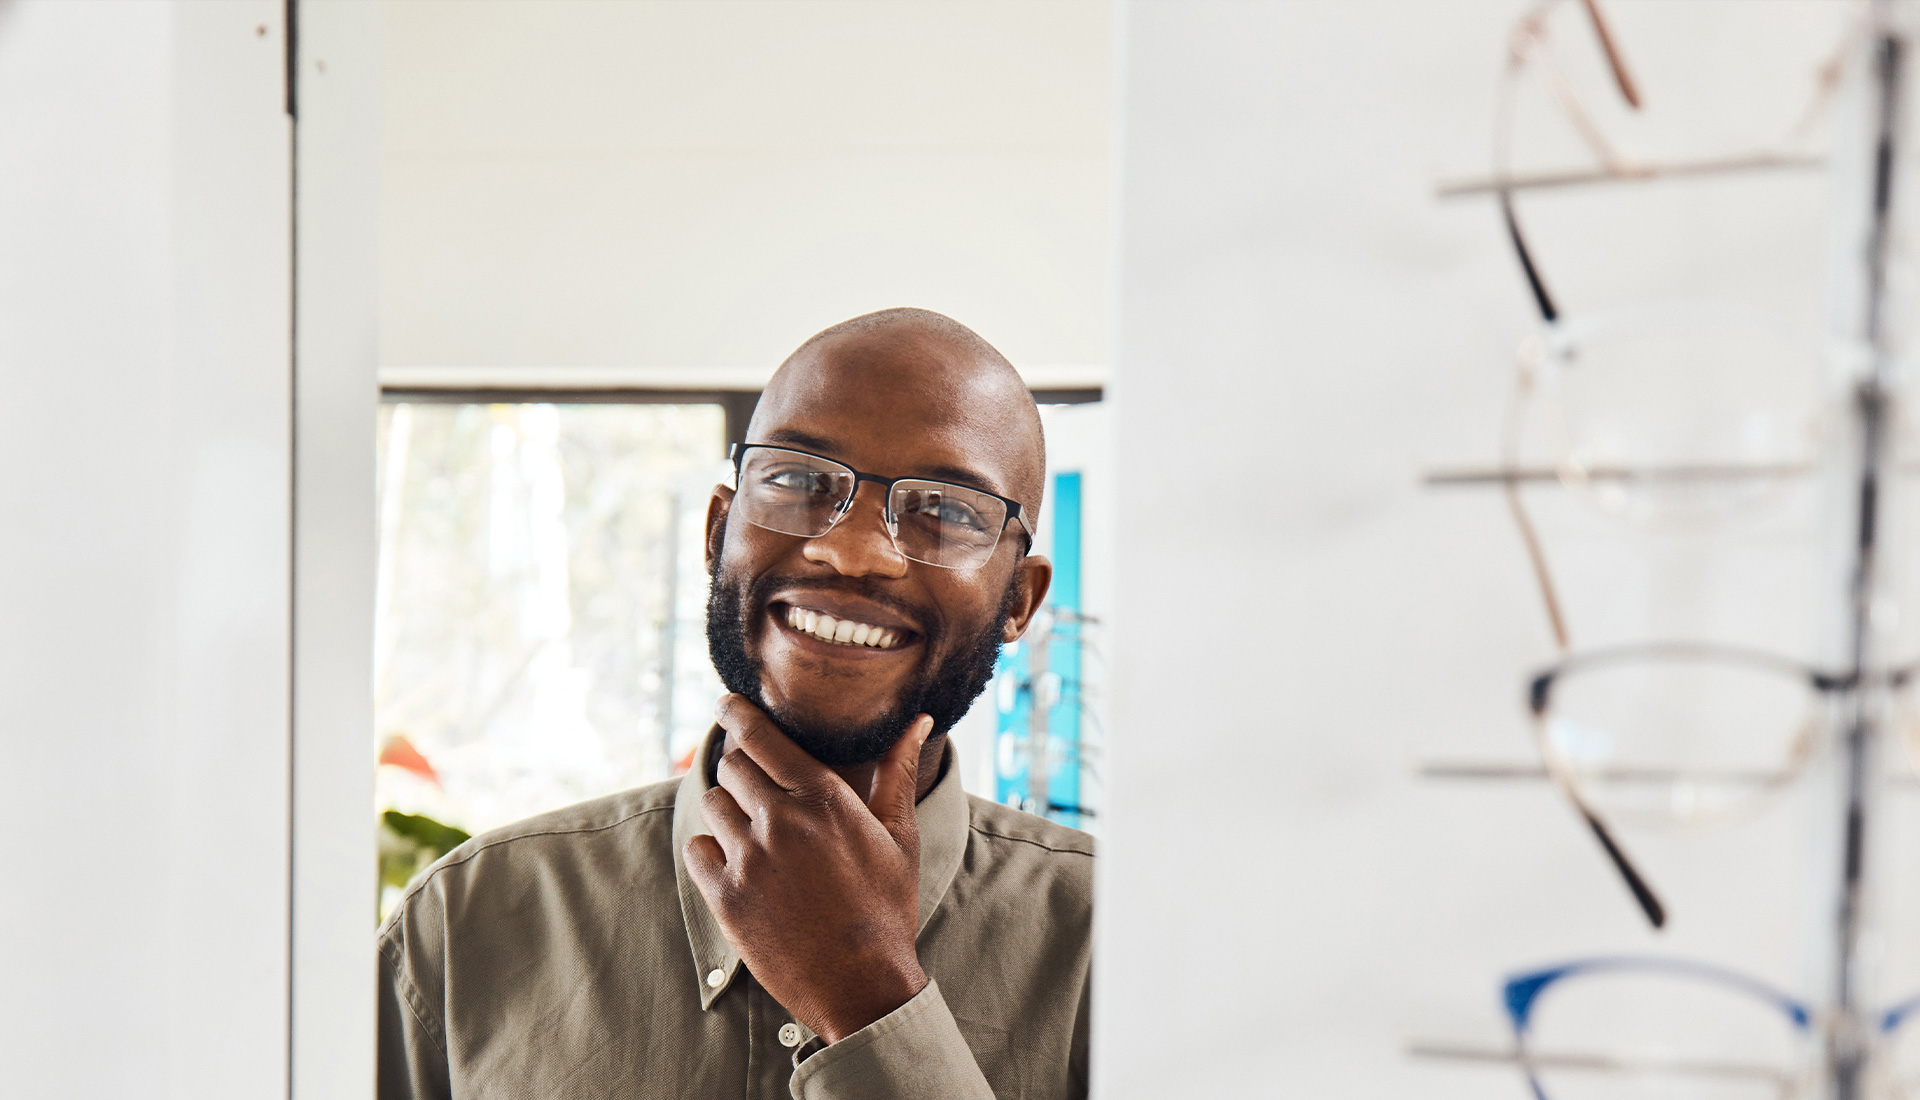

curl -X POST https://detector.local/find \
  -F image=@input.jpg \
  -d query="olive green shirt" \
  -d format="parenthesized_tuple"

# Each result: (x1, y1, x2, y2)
(377, 730, 1093, 1099)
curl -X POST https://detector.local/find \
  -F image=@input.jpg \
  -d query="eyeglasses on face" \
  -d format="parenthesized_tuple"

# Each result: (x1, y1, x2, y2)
(728, 443, 1033, 571)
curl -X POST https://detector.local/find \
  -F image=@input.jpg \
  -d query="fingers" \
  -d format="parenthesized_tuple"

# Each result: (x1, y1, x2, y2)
(683, 833, 727, 898)
(701, 785, 751, 852)
(714, 745, 784, 817)
(716, 694, 838, 793)
(866, 715, 933, 847)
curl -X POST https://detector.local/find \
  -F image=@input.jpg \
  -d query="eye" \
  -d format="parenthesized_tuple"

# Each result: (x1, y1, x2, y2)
(759, 466, 839, 496)
(906, 493, 989, 532)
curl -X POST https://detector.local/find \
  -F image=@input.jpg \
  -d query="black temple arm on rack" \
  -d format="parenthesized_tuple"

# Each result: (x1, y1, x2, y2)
(1582, 809, 1667, 929)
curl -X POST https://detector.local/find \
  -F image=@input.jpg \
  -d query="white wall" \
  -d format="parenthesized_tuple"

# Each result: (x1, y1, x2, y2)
(0, 2, 293, 1096)
(378, 0, 1111, 385)
(1101, 2, 1886, 1096)
(293, 4, 382, 1098)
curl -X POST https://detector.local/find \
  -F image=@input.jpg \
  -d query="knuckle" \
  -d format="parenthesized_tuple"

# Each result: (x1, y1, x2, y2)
(727, 846, 768, 883)
(758, 800, 798, 832)
(809, 790, 849, 820)
(717, 878, 757, 915)
(684, 838, 720, 877)
(715, 754, 765, 800)
(733, 719, 772, 752)
(761, 803, 819, 846)
(790, 776, 837, 806)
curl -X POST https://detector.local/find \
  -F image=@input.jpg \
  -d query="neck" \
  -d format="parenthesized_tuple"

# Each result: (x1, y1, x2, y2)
(716, 730, 948, 804)
(833, 732, 948, 804)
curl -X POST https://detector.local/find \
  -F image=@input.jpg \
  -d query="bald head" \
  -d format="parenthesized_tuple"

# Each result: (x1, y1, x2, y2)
(750, 308, 1047, 519)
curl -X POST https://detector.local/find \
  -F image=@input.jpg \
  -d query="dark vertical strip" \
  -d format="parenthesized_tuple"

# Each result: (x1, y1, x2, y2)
(284, 1, 300, 1097)
(284, 0, 298, 119)
(1499, 192, 1558, 323)
(1865, 35, 1900, 344)
(721, 391, 762, 457)
(1582, 809, 1665, 929)
(1833, 29, 1904, 1100)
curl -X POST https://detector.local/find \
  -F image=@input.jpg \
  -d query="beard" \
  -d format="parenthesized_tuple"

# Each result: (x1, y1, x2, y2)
(705, 535, 1019, 767)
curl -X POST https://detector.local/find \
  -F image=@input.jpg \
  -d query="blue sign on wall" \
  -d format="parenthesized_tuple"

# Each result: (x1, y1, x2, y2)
(993, 470, 1084, 827)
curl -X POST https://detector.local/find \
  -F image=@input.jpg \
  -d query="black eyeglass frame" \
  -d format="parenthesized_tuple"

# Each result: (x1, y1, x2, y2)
(728, 442, 1035, 564)
(1524, 642, 1920, 930)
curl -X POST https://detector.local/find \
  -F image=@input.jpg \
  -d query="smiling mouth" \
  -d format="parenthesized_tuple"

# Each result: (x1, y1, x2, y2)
(780, 604, 908, 650)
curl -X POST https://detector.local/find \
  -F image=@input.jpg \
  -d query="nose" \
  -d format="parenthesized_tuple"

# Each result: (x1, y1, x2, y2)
(802, 482, 909, 579)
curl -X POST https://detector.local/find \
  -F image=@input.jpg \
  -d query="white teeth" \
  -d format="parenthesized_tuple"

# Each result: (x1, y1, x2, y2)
(782, 607, 902, 649)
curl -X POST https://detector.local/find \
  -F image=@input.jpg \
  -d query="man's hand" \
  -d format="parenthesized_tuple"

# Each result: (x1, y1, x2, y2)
(684, 694, 935, 1044)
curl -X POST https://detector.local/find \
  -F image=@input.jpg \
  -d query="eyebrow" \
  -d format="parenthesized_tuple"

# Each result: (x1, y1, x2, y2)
(758, 428, 1005, 496)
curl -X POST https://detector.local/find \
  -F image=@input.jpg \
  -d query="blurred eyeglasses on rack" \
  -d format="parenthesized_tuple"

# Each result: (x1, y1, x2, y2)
(1475, 0, 1858, 627)
(1498, 955, 1920, 1100)
(1428, 0, 1887, 929)
(1525, 643, 1920, 928)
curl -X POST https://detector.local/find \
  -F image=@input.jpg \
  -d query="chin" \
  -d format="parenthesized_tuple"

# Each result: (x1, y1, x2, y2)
(763, 697, 919, 767)
(761, 677, 903, 729)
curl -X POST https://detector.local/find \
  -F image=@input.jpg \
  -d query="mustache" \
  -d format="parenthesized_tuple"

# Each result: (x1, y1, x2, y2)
(744, 571, 944, 641)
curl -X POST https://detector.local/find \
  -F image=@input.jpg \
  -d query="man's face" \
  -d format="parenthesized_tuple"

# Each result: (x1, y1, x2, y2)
(703, 334, 1050, 766)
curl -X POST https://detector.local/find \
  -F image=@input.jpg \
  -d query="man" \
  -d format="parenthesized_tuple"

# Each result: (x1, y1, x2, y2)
(378, 308, 1094, 1099)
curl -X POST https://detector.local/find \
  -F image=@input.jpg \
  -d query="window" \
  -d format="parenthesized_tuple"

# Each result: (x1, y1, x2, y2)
(373, 401, 727, 912)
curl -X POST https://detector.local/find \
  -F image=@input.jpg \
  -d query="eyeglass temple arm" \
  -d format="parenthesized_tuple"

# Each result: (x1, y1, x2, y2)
(1501, 192, 1560, 323)
(1532, 674, 1665, 928)
(1578, 0, 1642, 110)
(1580, 807, 1668, 929)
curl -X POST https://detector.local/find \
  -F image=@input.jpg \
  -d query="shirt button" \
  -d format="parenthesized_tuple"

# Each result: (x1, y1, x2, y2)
(705, 968, 726, 989)
(778, 1022, 802, 1048)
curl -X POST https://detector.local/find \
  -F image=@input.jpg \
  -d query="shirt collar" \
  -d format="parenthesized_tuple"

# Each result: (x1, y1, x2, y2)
(672, 724, 970, 1010)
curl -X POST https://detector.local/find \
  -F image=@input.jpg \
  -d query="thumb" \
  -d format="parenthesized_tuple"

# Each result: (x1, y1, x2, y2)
(868, 715, 934, 846)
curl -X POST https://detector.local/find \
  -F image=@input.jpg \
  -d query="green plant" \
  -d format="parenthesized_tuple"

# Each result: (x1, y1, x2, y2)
(378, 809, 472, 899)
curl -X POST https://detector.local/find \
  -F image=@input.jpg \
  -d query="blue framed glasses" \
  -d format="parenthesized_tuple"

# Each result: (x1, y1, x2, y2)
(1503, 956, 1920, 1099)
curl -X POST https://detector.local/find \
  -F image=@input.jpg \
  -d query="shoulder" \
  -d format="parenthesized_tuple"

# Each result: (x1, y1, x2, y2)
(960, 794, 1095, 922)
(382, 778, 682, 934)
(964, 794, 1095, 859)
(451, 778, 681, 857)
(930, 796, 1093, 981)
(376, 778, 692, 1047)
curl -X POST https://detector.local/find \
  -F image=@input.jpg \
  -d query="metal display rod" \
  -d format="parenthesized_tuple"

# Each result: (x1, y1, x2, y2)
(1832, 9, 1902, 1098)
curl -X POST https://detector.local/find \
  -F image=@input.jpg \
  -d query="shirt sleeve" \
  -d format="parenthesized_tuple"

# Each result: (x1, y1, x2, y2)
(787, 979, 996, 1100)
(377, 888, 454, 1100)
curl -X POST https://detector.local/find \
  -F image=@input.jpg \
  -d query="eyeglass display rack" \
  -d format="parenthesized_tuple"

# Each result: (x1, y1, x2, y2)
(1812, 18, 1903, 1092)
(1412, 5, 1914, 1098)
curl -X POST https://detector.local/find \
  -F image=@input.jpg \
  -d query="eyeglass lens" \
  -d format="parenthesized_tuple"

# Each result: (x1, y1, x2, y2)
(734, 446, 1010, 569)
(1539, 655, 1816, 829)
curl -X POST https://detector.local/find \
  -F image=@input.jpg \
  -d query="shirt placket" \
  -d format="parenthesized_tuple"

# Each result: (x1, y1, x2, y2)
(744, 970, 815, 1099)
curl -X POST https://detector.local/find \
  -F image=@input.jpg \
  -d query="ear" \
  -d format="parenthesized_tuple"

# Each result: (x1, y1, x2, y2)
(704, 485, 735, 568)
(1001, 554, 1053, 643)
